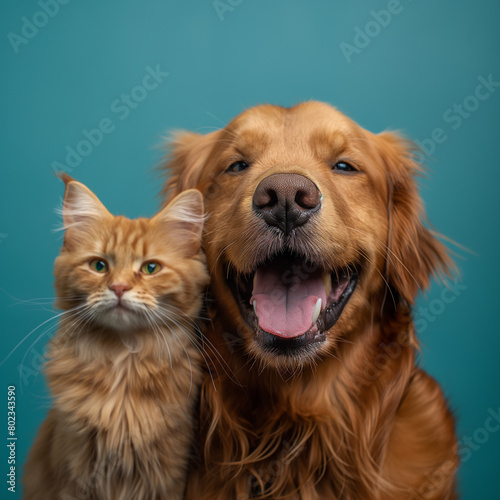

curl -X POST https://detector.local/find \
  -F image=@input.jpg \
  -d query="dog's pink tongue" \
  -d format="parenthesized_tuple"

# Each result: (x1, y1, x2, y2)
(250, 261, 326, 338)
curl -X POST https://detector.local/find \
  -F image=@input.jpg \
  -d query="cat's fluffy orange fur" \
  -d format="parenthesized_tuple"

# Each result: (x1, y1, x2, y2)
(23, 176, 208, 500)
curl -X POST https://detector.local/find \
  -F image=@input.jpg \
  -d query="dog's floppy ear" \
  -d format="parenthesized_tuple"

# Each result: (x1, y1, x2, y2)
(162, 130, 220, 201)
(377, 132, 453, 305)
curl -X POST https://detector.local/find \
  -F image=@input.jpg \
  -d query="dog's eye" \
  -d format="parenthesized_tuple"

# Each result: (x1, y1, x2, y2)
(226, 161, 250, 174)
(332, 161, 357, 173)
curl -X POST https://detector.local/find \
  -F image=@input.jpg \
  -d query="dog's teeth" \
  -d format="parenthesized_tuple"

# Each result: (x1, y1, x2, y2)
(253, 300, 257, 314)
(312, 298, 321, 324)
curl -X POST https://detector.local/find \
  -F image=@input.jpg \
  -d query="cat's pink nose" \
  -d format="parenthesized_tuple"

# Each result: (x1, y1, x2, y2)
(109, 283, 132, 299)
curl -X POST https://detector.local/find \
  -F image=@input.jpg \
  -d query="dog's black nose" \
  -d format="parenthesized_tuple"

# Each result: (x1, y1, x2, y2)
(252, 173, 322, 234)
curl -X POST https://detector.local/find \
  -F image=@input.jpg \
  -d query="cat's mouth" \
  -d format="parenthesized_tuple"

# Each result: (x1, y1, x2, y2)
(114, 302, 132, 311)
(102, 299, 134, 314)
(227, 250, 358, 354)
(94, 297, 147, 331)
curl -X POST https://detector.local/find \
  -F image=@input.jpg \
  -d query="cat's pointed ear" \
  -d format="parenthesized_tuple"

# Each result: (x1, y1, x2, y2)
(60, 174, 111, 229)
(153, 189, 205, 257)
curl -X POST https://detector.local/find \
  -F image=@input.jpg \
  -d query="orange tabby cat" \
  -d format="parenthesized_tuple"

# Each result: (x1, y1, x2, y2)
(23, 175, 208, 500)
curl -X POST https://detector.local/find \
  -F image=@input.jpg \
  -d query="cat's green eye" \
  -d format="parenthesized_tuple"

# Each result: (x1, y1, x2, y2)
(90, 259, 108, 273)
(141, 261, 161, 275)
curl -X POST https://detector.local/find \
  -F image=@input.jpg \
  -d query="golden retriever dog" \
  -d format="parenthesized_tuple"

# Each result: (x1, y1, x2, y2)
(163, 101, 458, 499)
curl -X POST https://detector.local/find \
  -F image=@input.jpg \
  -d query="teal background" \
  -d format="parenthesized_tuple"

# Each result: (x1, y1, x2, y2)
(1, 0, 499, 498)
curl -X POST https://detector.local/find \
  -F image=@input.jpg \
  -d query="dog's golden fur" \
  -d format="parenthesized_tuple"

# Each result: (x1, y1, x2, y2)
(163, 101, 458, 499)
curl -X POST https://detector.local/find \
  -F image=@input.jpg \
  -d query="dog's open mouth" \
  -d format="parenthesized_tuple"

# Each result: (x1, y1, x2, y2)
(228, 251, 358, 354)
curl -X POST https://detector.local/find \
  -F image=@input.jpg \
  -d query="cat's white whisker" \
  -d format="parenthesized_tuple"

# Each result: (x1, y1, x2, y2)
(16, 304, 93, 392)
(153, 304, 240, 387)
(149, 309, 195, 397)
(0, 285, 85, 308)
(2, 304, 89, 367)
(152, 306, 226, 392)
(52, 306, 95, 350)
(72, 307, 100, 347)
(143, 309, 173, 369)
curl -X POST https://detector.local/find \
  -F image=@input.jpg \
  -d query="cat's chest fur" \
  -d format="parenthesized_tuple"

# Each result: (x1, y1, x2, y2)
(40, 331, 200, 497)
(46, 331, 200, 448)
